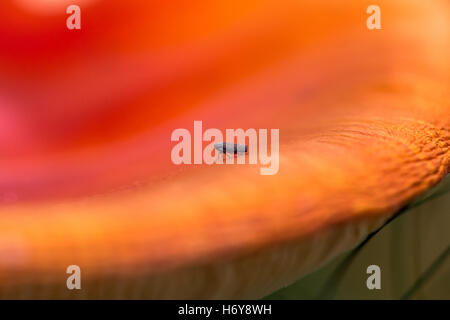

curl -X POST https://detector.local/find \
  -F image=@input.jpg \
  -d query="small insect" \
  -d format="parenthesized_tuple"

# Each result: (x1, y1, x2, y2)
(214, 142, 248, 159)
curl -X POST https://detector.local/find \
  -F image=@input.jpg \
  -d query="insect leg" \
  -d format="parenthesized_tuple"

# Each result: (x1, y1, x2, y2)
(216, 149, 225, 163)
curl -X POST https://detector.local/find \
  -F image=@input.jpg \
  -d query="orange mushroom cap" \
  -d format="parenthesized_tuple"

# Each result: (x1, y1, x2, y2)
(0, 0, 448, 298)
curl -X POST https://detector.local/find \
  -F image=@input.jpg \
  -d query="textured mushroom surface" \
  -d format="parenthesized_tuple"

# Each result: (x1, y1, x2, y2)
(0, 0, 449, 298)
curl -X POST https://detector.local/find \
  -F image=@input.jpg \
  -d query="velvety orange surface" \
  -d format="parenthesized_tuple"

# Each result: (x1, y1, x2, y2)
(0, 0, 448, 298)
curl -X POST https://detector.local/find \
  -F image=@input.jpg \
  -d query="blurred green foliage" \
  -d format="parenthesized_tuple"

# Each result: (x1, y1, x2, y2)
(265, 176, 450, 300)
